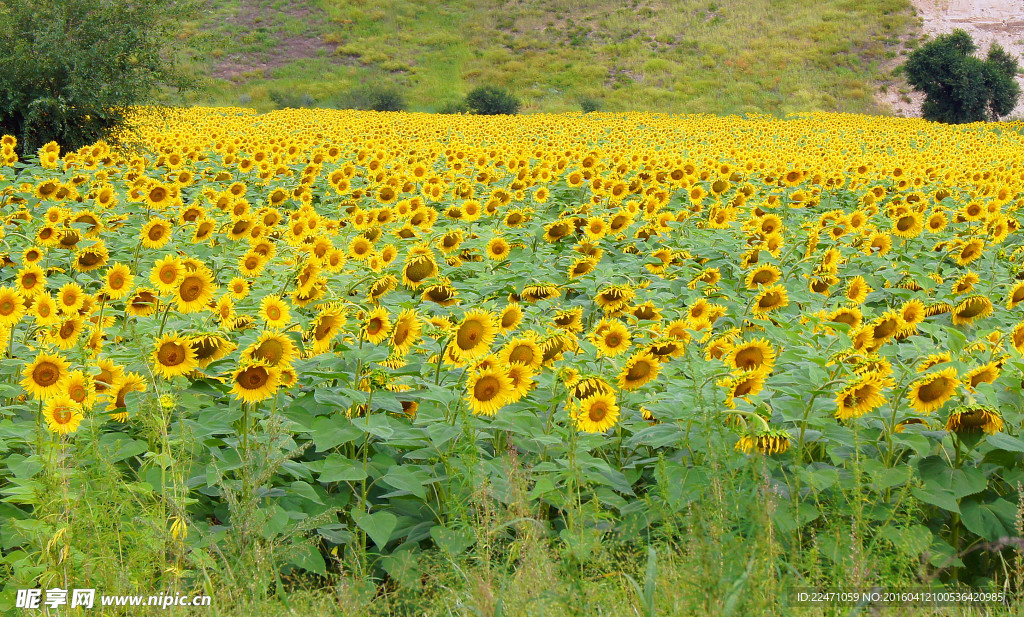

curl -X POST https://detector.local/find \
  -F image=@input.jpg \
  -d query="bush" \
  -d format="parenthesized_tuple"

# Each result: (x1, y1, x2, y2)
(464, 85, 521, 115)
(0, 0, 192, 156)
(902, 29, 1021, 123)
(436, 100, 469, 114)
(578, 96, 601, 113)
(327, 86, 406, 112)
(368, 88, 405, 112)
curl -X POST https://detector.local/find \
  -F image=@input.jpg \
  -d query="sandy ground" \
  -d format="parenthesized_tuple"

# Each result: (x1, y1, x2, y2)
(878, 0, 1024, 118)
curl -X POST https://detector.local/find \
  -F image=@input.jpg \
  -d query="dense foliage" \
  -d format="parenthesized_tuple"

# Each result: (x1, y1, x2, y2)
(902, 29, 1021, 123)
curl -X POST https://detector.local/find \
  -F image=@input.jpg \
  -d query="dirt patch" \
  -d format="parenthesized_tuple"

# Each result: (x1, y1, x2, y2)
(878, 0, 1024, 118)
(206, 0, 344, 81)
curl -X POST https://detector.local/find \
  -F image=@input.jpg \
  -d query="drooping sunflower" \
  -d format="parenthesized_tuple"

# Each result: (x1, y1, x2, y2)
(422, 281, 459, 306)
(552, 307, 584, 332)
(465, 367, 512, 416)
(152, 332, 198, 379)
(259, 294, 291, 329)
(718, 369, 768, 408)
(401, 253, 437, 288)
(907, 367, 959, 414)
(618, 350, 661, 391)
(744, 264, 782, 289)
(834, 372, 891, 420)
(22, 352, 71, 400)
(945, 405, 1004, 435)
(951, 295, 993, 326)
(363, 306, 392, 344)
(573, 392, 620, 433)
(229, 361, 280, 404)
(751, 284, 789, 316)
(43, 396, 84, 435)
(102, 263, 134, 300)
(0, 287, 25, 328)
(735, 428, 791, 455)
(725, 338, 775, 373)
(590, 319, 631, 357)
(190, 333, 236, 369)
(498, 303, 522, 332)
(594, 284, 634, 313)
(126, 287, 159, 317)
(451, 309, 496, 361)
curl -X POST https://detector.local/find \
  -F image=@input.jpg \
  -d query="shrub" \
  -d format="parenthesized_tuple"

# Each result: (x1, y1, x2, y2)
(368, 88, 405, 112)
(327, 86, 406, 112)
(0, 0, 192, 156)
(465, 85, 521, 115)
(436, 100, 470, 114)
(579, 96, 601, 113)
(901, 29, 1021, 123)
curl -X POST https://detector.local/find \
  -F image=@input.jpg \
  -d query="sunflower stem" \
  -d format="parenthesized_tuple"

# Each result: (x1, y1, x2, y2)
(156, 300, 173, 338)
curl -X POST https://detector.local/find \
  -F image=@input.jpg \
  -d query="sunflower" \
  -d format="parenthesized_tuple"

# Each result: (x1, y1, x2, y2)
(228, 277, 250, 300)
(505, 363, 535, 402)
(845, 276, 871, 305)
(52, 316, 84, 350)
(591, 319, 631, 357)
(907, 367, 959, 414)
(43, 396, 84, 435)
(486, 236, 511, 260)
(391, 309, 421, 355)
(951, 295, 993, 326)
(16, 264, 46, 297)
(891, 212, 922, 238)
(834, 372, 890, 420)
(0, 287, 25, 328)
(259, 295, 291, 329)
(945, 405, 1004, 435)
(952, 271, 978, 295)
(500, 335, 544, 370)
(751, 285, 789, 316)
(573, 392, 620, 433)
(229, 362, 279, 404)
(1014, 321, 1024, 354)
(744, 264, 782, 289)
(465, 368, 512, 416)
(175, 267, 215, 314)
(725, 338, 775, 373)
(32, 293, 60, 326)
(718, 369, 768, 408)
(126, 287, 159, 317)
(899, 299, 926, 335)
(498, 303, 522, 333)
(22, 352, 70, 400)
(618, 350, 660, 391)
(238, 251, 267, 277)
(552, 307, 584, 332)
(828, 307, 862, 330)
(521, 284, 560, 302)
(735, 428, 791, 455)
(105, 372, 146, 418)
(1008, 281, 1024, 309)
(954, 239, 985, 266)
(451, 309, 496, 360)
(152, 332, 198, 379)
(402, 254, 437, 288)
(65, 370, 96, 410)
(594, 284, 634, 313)
(102, 263, 134, 300)
(150, 255, 184, 294)
(244, 331, 296, 367)
(140, 218, 173, 249)
(74, 244, 109, 272)
(963, 361, 1000, 391)
(363, 306, 392, 344)
(190, 334, 236, 369)
(56, 282, 85, 315)
(308, 307, 347, 354)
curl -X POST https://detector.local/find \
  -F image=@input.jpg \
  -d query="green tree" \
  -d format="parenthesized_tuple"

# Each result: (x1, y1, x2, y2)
(902, 29, 1020, 123)
(0, 0, 192, 156)
(464, 85, 521, 115)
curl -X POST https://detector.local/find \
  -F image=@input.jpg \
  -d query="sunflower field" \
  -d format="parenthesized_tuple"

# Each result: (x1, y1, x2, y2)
(1, 109, 1024, 614)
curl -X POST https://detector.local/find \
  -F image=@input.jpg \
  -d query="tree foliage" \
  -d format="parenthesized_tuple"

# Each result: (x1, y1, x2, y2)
(0, 0, 192, 155)
(902, 29, 1020, 123)
(464, 86, 522, 115)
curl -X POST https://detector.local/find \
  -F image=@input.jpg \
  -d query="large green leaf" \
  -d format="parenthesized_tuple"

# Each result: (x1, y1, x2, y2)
(430, 525, 475, 555)
(959, 498, 1017, 541)
(917, 456, 987, 498)
(911, 486, 960, 513)
(319, 454, 368, 483)
(381, 465, 427, 500)
(984, 432, 1024, 453)
(310, 416, 361, 452)
(353, 510, 397, 550)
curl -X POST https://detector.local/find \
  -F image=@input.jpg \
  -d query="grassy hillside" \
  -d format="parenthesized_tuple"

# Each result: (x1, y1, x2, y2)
(176, 0, 916, 114)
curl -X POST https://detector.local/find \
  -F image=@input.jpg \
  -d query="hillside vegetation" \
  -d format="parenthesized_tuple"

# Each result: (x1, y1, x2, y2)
(177, 0, 916, 113)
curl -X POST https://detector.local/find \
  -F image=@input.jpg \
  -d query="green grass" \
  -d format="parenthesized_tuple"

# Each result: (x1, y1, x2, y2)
(172, 0, 917, 114)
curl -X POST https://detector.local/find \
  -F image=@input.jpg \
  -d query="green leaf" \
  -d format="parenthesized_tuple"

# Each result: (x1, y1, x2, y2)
(959, 498, 1018, 541)
(381, 465, 427, 500)
(289, 541, 327, 576)
(353, 510, 397, 550)
(984, 432, 1024, 453)
(380, 549, 421, 588)
(319, 454, 368, 483)
(430, 525, 475, 555)
(351, 415, 394, 439)
(309, 417, 361, 452)
(911, 486, 960, 513)
(917, 456, 987, 498)
(290, 481, 324, 504)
